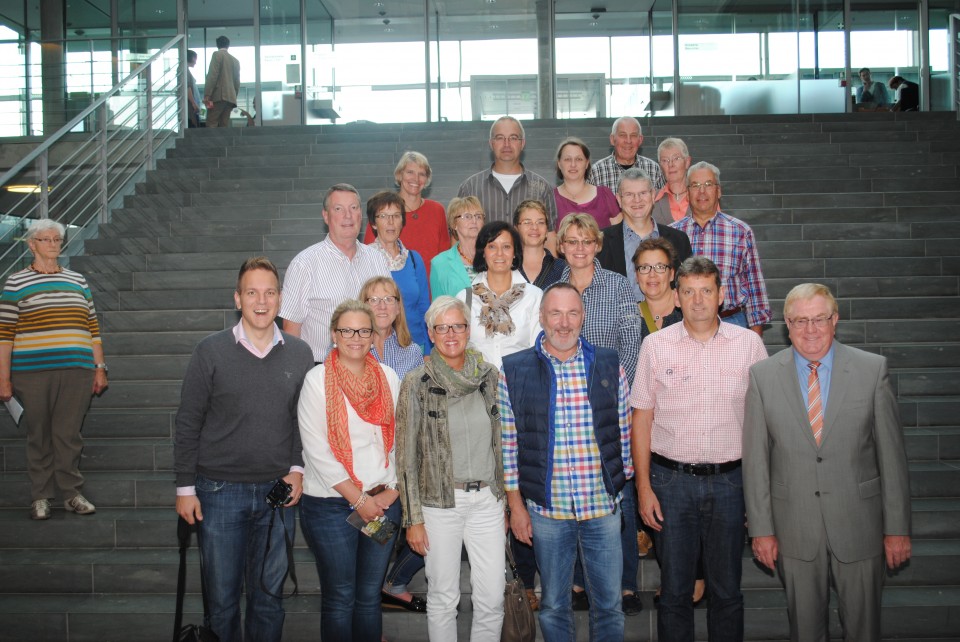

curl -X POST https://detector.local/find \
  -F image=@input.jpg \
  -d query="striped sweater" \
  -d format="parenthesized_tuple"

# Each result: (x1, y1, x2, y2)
(0, 268, 102, 373)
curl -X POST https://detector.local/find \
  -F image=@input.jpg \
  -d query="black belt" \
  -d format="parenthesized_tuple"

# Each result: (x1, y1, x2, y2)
(651, 452, 741, 476)
(719, 306, 743, 319)
(455, 481, 488, 492)
(367, 484, 387, 496)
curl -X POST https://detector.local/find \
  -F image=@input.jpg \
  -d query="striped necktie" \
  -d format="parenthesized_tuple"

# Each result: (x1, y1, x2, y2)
(807, 361, 823, 446)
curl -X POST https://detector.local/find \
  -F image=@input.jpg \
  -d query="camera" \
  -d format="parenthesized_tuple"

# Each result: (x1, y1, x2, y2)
(265, 480, 293, 509)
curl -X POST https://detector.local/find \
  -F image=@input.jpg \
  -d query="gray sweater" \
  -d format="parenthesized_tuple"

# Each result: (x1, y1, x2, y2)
(174, 328, 315, 486)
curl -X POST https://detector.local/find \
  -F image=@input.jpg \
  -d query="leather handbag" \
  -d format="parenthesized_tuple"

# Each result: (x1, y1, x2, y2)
(501, 536, 536, 642)
(174, 518, 220, 642)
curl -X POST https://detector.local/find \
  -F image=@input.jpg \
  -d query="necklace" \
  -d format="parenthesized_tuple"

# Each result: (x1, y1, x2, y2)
(457, 243, 473, 264)
(563, 182, 590, 203)
(671, 188, 688, 202)
(30, 262, 62, 274)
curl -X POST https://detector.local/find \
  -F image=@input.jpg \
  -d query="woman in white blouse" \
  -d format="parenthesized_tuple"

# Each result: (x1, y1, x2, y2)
(456, 221, 542, 368)
(298, 299, 401, 642)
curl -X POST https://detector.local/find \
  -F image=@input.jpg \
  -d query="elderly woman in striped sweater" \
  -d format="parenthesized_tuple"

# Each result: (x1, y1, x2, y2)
(0, 219, 108, 520)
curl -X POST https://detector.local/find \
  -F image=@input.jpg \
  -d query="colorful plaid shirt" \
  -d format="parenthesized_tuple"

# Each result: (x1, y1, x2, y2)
(671, 211, 772, 327)
(589, 153, 666, 192)
(500, 337, 634, 521)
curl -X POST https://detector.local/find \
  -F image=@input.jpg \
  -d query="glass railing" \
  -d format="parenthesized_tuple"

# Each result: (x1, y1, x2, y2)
(0, 34, 185, 279)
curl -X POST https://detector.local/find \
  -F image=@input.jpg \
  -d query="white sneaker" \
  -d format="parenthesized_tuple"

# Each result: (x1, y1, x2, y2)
(64, 494, 96, 515)
(30, 499, 52, 520)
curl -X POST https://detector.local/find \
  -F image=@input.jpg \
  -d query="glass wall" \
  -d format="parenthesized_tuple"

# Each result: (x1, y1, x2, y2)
(0, 0, 957, 136)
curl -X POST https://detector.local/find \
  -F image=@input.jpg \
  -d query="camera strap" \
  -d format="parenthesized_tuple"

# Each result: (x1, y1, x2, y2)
(259, 506, 299, 600)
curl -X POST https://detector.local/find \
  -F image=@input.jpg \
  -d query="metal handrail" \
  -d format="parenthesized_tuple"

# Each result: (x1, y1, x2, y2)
(0, 34, 185, 279)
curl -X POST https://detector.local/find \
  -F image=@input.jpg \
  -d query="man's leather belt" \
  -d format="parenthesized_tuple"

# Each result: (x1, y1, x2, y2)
(719, 306, 743, 319)
(455, 481, 488, 492)
(651, 453, 742, 476)
(367, 484, 387, 496)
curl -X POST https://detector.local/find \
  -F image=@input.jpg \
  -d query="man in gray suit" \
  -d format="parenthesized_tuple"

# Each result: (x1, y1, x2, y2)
(203, 36, 240, 128)
(743, 283, 912, 641)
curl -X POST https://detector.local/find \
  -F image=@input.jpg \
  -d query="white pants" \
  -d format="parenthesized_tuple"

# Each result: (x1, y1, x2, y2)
(422, 486, 506, 641)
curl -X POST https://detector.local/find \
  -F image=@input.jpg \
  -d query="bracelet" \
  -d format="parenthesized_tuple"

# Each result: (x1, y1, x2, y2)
(352, 492, 368, 511)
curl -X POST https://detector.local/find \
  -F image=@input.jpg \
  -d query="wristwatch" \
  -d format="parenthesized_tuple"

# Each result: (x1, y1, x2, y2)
(94, 363, 109, 373)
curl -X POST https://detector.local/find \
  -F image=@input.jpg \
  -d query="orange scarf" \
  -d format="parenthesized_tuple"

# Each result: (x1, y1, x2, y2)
(324, 349, 395, 490)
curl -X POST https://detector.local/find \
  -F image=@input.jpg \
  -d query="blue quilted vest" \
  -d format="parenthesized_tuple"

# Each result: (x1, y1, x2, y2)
(501, 334, 626, 510)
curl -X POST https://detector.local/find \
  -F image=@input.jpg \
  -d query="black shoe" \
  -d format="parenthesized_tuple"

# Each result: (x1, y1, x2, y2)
(622, 592, 643, 615)
(381, 592, 427, 613)
(571, 589, 589, 611)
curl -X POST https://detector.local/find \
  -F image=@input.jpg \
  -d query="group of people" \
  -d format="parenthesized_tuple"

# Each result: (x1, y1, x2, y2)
(856, 67, 920, 112)
(0, 111, 912, 642)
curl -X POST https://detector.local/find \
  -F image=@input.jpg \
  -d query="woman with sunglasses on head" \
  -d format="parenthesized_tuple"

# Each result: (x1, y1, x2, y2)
(298, 300, 401, 642)
(396, 296, 505, 641)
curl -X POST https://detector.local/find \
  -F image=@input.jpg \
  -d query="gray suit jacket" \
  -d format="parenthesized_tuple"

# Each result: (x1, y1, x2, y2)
(743, 342, 911, 563)
(204, 49, 240, 105)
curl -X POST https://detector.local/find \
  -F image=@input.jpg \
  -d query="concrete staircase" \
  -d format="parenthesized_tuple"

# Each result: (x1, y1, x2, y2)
(1, 113, 959, 641)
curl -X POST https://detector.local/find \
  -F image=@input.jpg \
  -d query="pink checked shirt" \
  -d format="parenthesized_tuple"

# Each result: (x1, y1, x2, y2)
(630, 320, 768, 464)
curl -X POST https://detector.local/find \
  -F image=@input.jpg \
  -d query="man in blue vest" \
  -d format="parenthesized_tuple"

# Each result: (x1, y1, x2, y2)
(499, 282, 633, 642)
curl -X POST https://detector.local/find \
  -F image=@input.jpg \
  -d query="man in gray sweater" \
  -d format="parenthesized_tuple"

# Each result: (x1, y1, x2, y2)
(174, 256, 314, 642)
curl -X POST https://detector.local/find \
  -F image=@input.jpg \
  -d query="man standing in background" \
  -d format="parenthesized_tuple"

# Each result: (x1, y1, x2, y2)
(203, 36, 240, 128)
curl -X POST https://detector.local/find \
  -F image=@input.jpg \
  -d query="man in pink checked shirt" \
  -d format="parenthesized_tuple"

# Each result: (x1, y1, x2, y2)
(630, 256, 768, 642)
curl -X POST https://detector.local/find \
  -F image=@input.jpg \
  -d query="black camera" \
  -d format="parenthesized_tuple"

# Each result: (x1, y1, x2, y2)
(265, 479, 293, 509)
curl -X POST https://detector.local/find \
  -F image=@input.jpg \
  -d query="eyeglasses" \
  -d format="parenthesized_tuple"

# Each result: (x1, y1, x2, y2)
(491, 135, 523, 144)
(562, 239, 597, 248)
(787, 315, 834, 330)
(659, 155, 686, 166)
(375, 213, 402, 221)
(635, 263, 670, 274)
(334, 327, 373, 338)
(456, 213, 484, 222)
(33, 237, 63, 244)
(619, 190, 653, 200)
(689, 181, 719, 191)
(518, 219, 547, 227)
(366, 296, 398, 306)
(433, 323, 468, 334)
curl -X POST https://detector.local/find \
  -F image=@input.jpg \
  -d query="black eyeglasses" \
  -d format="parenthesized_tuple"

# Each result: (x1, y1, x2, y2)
(334, 328, 373, 338)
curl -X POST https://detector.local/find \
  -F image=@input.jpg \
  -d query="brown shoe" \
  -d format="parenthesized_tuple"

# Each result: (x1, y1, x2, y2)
(525, 588, 539, 611)
(637, 531, 654, 557)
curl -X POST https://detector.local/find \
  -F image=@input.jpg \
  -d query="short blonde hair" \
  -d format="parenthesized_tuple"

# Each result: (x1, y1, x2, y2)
(784, 283, 838, 319)
(394, 151, 432, 188)
(359, 276, 414, 348)
(557, 213, 604, 257)
(329, 299, 375, 333)
(446, 196, 484, 239)
(425, 295, 469, 329)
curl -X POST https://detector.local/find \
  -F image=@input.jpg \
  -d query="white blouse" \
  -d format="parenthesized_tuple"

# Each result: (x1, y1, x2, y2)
(456, 270, 543, 369)
(298, 362, 401, 498)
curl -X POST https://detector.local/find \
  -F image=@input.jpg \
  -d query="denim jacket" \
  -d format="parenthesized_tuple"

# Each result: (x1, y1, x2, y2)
(395, 361, 503, 527)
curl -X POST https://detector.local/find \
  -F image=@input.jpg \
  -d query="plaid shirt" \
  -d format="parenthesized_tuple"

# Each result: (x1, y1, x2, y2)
(630, 321, 768, 463)
(560, 260, 643, 384)
(589, 154, 666, 192)
(371, 331, 424, 379)
(671, 211, 772, 327)
(500, 337, 633, 520)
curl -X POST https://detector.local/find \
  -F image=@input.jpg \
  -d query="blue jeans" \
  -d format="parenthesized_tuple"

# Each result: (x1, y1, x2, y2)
(195, 475, 294, 642)
(573, 478, 639, 593)
(651, 461, 745, 642)
(721, 310, 748, 329)
(530, 510, 623, 642)
(383, 539, 425, 593)
(300, 494, 400, 642)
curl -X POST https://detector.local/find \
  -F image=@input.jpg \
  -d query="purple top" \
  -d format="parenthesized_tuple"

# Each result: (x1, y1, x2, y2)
(554, 185, 621, 231)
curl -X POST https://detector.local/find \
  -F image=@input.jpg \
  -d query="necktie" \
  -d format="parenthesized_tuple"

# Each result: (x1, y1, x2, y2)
(807, 361, 823, 446)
